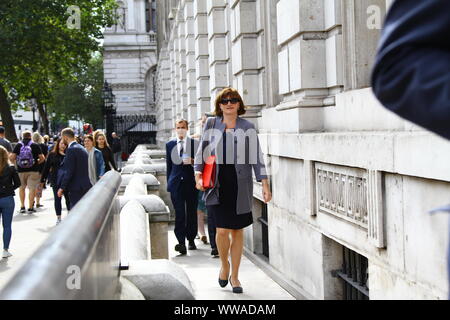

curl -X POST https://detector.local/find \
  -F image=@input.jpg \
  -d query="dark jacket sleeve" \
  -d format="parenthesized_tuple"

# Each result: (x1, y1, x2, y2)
(166, 142, 172, 185)
(61, 148, 75, 191)
(41, 153, 53, 183)
(11, 166, 21, 190)
(371, 0, 450, 140)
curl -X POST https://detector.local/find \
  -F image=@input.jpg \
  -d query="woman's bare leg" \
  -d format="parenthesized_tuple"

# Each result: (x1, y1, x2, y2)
(229, 229, 244, 287)
(216, 227, 231, 280)
(197, 210, 206, 237)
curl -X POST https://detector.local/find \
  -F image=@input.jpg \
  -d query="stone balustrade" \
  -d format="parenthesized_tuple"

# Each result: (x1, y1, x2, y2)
(118, 144, 194, 300)
(122, 146, 174, 219)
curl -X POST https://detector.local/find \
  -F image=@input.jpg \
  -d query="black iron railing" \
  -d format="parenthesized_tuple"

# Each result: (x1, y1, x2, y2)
(112, 114, 157, 155)
(258, 203, 269, 259)
(336, 247, 370, 300)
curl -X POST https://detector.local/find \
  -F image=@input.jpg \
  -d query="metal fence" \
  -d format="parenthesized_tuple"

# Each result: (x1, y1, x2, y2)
(112, 114, 157, 155)
(336, 247, 369, 300)
(0, 171, 122, 300)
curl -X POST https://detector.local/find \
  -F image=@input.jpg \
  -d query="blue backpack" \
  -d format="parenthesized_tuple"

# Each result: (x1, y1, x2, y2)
(17, 140, 35, 169)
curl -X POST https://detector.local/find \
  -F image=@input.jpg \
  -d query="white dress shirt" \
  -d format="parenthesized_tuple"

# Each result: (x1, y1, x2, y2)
(176, 137, 186, 156)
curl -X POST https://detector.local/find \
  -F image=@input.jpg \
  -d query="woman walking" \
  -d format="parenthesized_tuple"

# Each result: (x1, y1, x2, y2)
(0, 146, 21, 258)
(194, 87, 272, 293)
(40, 138, 70, 225)
(84, 135, 105, 185)
(94, 131, 117, 173)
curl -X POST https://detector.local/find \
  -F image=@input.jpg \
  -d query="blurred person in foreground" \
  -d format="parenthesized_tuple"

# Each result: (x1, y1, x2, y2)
(371, 0, 450, 297)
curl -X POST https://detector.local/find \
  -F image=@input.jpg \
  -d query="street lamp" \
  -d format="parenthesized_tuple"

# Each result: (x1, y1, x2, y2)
(30, 98, 37, 132)
(50, 112, 56, 135)
(101, 81, 117, 145)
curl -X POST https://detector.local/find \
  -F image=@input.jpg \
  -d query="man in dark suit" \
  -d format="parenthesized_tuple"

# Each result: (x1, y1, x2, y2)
(371, 0, 450, 297)
(166, 119, 199, 255)
(371, 0, 450, 140)
(57, 127, 92, 209)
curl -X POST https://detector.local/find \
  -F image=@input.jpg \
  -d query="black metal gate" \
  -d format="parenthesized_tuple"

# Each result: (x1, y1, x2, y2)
(112, 114, 157, 155)
(335, 247, 370, 300)
(258, 203, 269, 258)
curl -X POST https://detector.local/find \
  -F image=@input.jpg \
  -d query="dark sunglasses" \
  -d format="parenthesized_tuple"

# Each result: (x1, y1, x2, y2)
(220, 98, 240, 105)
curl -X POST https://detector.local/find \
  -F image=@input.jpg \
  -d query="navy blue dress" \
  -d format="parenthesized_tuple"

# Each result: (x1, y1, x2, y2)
(206, 130, 253, 230)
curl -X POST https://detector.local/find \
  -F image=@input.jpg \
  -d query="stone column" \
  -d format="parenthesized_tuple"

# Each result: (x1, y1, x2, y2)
(177, 5, 188, 120)
(174, 15, 182, 120)
(276, 0, 330, 110)
(207, 0, 229, 100)
(169, 36, 177, 123)
(341, 0, 386, 90)
(184, 0, 198, 129)
(194, 0, 212, 118)
(155, 47, 173, 146)
(230, 0, 264, 117)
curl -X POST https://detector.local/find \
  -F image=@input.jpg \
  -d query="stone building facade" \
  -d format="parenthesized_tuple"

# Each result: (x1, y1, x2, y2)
(155, 0, 450, 299)
(103, 0, 158, 115)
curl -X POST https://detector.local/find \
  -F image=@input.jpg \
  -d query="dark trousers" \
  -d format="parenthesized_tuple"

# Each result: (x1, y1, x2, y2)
(68, 188, 89, 210)
(52, 186, 70, 216)
(170, 180, 198, 245)
(0, 196, 14, 249)
(207, 209, 217, 250)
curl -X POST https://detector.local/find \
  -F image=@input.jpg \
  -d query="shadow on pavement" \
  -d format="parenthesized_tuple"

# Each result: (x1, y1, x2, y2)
(0, 259, 11, 274)
(12, 214, 39, 222)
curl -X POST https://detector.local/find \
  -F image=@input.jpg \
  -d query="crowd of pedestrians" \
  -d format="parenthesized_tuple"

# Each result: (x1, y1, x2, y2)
(1, 87, 272, 295)
(0, 125, 122, 258)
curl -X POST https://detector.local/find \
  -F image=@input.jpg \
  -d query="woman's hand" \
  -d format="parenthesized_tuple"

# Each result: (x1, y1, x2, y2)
(195, 174, 205, 191)
(262, 179, 272, 203)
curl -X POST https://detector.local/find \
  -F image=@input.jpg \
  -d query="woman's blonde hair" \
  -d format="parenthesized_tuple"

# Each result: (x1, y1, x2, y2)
(32, 132, 44, 144)
(93, 130, 110, 148)
(0, 146, 10, 173)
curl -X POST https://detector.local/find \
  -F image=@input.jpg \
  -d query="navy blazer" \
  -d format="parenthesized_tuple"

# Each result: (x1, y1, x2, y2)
(166, 137, 199, 193)
(371, 0, 450, 140)
(60, 142, 92, 192)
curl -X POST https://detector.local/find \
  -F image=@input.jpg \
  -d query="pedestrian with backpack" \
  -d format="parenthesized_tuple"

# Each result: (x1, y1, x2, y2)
(10, 131, 45, 214)
(32, 132, 48, 209)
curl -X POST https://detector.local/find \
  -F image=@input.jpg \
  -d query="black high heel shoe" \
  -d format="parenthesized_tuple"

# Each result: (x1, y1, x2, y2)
(229, 277, 243, 294)
(218, 261, 230, 288)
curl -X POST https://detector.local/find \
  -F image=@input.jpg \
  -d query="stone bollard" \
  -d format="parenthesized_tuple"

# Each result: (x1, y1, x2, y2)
(123, 175, 147, 196)
(121, 164, 157, 175)
(143, 163, 174, 221)
(120, 173, 160, 196)
(126, 156, 152, 165)
(121, 260, 195, 300)
(120, 195, 170, 259)
(120, 200, 151, 262)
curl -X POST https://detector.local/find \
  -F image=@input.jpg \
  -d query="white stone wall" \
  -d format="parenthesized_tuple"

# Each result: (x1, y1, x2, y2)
(104, 0, 158, 115)
(155, 0, 450, 299)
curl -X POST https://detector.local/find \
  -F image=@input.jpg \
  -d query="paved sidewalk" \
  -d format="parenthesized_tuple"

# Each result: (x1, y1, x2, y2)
(0, 188, 295, 300)
(0, 187, 67, 290)
(168, 225, 295, 300)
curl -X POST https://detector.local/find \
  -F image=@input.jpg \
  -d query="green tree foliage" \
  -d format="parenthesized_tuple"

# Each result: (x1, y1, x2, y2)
(50, 54, 105, 129)
(0, 0, 117, 141)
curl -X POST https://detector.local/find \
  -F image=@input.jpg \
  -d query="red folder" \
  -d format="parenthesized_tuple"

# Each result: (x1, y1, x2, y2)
(202, 155, 216, 189)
